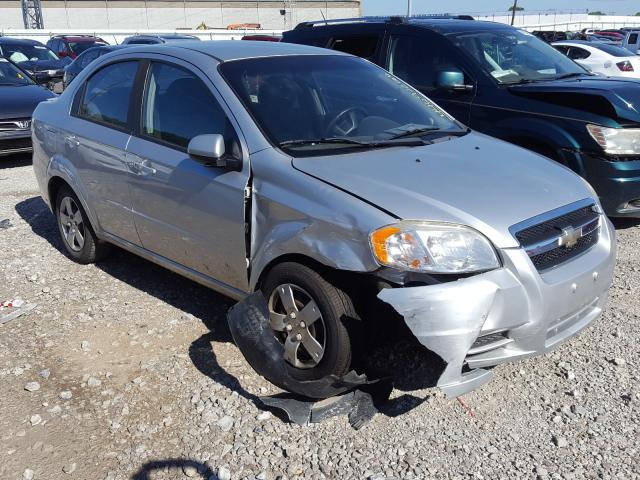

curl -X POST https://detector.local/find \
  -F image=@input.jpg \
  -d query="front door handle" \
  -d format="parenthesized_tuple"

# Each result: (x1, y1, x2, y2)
(137, 159, 156, 176)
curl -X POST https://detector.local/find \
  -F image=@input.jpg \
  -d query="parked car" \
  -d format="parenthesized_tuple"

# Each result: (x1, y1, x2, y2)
(63, 45, 130, 87)
(0, 37, 70, 87)
(283, 17, 640, 217)
(0, 57, 56, 157)
(120, 34, 200, 45)
(553, 41, 640, 78)
(622, 30, 640, 54)
(532, 30, 567, 43)
(46, 35, 109, 60)
(32, 42, 615, 399)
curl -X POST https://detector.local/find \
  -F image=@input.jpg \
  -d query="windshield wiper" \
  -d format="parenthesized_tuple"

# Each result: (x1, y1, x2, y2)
(388, 127, 470, 140)
(279, 137, 372, 148)
(554, 72, 588, 80)
(279, 137, 429, 149)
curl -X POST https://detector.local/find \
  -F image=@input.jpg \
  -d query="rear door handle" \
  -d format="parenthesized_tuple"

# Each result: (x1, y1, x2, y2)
(64, 135, 80, 148)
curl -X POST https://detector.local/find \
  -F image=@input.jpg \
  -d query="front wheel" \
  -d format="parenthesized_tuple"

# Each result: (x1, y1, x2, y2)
(260, 262, 356, 384)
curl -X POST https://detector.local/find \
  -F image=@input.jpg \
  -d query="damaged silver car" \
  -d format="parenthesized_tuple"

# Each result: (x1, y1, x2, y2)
(32, 41, 616, 399)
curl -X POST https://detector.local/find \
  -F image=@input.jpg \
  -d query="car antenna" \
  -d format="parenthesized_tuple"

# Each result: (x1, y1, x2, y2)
(319, 9, 328, 26)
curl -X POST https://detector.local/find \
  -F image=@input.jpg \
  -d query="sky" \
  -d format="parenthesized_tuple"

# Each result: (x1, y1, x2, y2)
(362, 0, 640, 16)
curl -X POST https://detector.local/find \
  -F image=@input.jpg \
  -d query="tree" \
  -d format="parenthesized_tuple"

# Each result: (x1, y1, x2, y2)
(635, 12, 640, 16)
(508, 5, 524, 11)
(588, 11, 606, 16)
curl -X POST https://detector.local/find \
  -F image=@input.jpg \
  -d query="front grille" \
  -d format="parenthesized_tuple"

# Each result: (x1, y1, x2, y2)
(514, 203, 600, 272)
(0, 119, 31, 132)
(0, 137, 32, 151)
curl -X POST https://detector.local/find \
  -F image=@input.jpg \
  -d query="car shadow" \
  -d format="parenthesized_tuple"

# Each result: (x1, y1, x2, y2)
(0, 153, 31, 169)
(611, 217, 640, 230)
(130, 459, 214, 479)
(16, 195, 438, 421)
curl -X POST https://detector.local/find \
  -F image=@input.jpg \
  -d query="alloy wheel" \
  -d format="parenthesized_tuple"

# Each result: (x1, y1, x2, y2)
(268, 283, 327, 369)
(59, 196, 85, 252)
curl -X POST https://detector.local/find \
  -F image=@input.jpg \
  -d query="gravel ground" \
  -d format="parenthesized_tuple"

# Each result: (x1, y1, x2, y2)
(0, 156, 639, 480)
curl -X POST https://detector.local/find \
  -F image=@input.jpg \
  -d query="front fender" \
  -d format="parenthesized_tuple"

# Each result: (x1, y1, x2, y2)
(488, 117, 586, 174)
(247, 149, 395, 290)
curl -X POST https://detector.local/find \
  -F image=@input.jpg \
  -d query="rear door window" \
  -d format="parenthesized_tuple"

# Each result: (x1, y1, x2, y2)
(628, 33, 639, 44)
(568, 47, 590, 60)
(328, 35, 379, 60)
(77, 61, 138, 130)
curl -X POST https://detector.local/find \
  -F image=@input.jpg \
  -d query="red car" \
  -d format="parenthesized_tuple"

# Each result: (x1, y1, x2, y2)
(46, 35, 108, 60)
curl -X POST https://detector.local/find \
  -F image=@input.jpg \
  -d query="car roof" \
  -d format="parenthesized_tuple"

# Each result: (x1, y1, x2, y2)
(121, 40, 347, 62)
(293, 17, 514, 35)
(553, 40, 595, 46)
(54, 35, 102, 41)
(0, 37, 44, 45)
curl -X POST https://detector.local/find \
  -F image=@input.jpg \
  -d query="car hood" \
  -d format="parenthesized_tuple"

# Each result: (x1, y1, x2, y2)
(19, 59, 68, 72)
(292, 133, 595, 249)
(509, 76, 640, 124)
(0, 84, 56, 119)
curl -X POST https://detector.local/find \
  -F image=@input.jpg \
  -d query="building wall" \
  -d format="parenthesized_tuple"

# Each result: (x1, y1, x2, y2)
(0, 1, 360, 30)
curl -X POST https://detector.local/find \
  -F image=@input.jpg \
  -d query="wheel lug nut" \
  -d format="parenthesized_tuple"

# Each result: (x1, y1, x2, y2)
(290, 312, 297, 319)
(285, 324, 292, 332)
(299, 321, 306, 328)
(295, 333, 302, 341)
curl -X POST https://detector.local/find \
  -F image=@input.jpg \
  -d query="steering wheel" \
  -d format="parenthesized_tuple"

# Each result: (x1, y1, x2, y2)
(326, 107, 367, 137)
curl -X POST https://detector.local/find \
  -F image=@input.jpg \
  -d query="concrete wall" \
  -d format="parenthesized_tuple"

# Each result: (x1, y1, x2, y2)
(0, 1, 360, 30)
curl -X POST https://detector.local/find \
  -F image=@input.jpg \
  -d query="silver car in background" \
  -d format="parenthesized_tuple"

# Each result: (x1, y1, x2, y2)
(32, 41, 616, 399)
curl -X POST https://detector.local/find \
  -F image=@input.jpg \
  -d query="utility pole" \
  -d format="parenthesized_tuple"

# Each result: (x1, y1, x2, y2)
(510, 0, 518, 25)
(407, 0, 412, 17)
(21, 0, 44, 29)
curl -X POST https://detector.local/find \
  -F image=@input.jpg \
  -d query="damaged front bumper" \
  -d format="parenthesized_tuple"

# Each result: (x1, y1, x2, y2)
(378, 218, 616, 398)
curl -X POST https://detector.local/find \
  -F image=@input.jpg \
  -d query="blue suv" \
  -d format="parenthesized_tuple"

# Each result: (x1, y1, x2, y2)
(283, 17, 640, 217)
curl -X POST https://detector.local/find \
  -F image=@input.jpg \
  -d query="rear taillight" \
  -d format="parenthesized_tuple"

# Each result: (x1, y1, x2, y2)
(617, 61, 634, 72)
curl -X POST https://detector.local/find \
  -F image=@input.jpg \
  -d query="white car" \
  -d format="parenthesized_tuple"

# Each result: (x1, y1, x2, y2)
(552, 40, 640, 78)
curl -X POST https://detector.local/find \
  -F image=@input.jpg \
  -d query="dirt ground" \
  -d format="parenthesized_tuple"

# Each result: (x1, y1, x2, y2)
(0, 155, 638, 480)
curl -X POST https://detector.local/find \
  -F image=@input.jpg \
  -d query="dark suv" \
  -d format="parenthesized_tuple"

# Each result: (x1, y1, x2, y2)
(284, 17, 640, 217)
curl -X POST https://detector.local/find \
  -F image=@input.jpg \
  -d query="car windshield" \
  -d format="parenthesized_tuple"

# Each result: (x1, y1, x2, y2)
(0, 58, 34, 85)
(450, 29, 587, 84)
(69, 41, 106, 54)
(220, 55, 463, 155)
(1, 43, 59, 63)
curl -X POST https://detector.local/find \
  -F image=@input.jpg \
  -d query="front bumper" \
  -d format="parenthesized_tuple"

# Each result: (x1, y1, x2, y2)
(378, 216, 616, 398)
(0, 130, 32, 157)
(582, 153, 640, 217)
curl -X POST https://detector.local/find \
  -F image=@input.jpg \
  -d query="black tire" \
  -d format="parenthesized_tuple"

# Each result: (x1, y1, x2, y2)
(260, 262, 356, 383)
(55, 186, 110, 264)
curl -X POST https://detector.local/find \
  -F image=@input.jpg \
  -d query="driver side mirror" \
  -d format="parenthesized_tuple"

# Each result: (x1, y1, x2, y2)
(436, 71, 474, 92)
(188, 134, 240, 169)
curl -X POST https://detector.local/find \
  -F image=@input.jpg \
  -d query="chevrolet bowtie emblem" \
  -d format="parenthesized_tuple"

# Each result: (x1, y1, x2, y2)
(558, 226, 581, 248)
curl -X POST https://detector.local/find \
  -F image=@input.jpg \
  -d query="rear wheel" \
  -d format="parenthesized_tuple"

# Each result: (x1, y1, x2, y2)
(55, 186, 110, 264)
(261, 262, 356, 383)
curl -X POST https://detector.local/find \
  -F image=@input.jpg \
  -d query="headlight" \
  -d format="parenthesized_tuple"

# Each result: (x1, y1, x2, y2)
(370, 221, 500, 274)
(587, 124, 640, 155)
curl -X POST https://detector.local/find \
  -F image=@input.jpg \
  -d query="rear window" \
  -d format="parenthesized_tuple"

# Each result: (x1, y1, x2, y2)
(593, 44, 635, 57)
(328, 35, 379, 60)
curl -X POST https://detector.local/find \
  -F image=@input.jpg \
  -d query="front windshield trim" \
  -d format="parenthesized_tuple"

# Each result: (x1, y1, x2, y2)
(219, 54, 466, 157)
(446, 28, 589, 86)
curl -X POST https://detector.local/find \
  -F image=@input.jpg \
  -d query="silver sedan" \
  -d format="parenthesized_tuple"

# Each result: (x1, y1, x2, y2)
(32, 41, 616, 399)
